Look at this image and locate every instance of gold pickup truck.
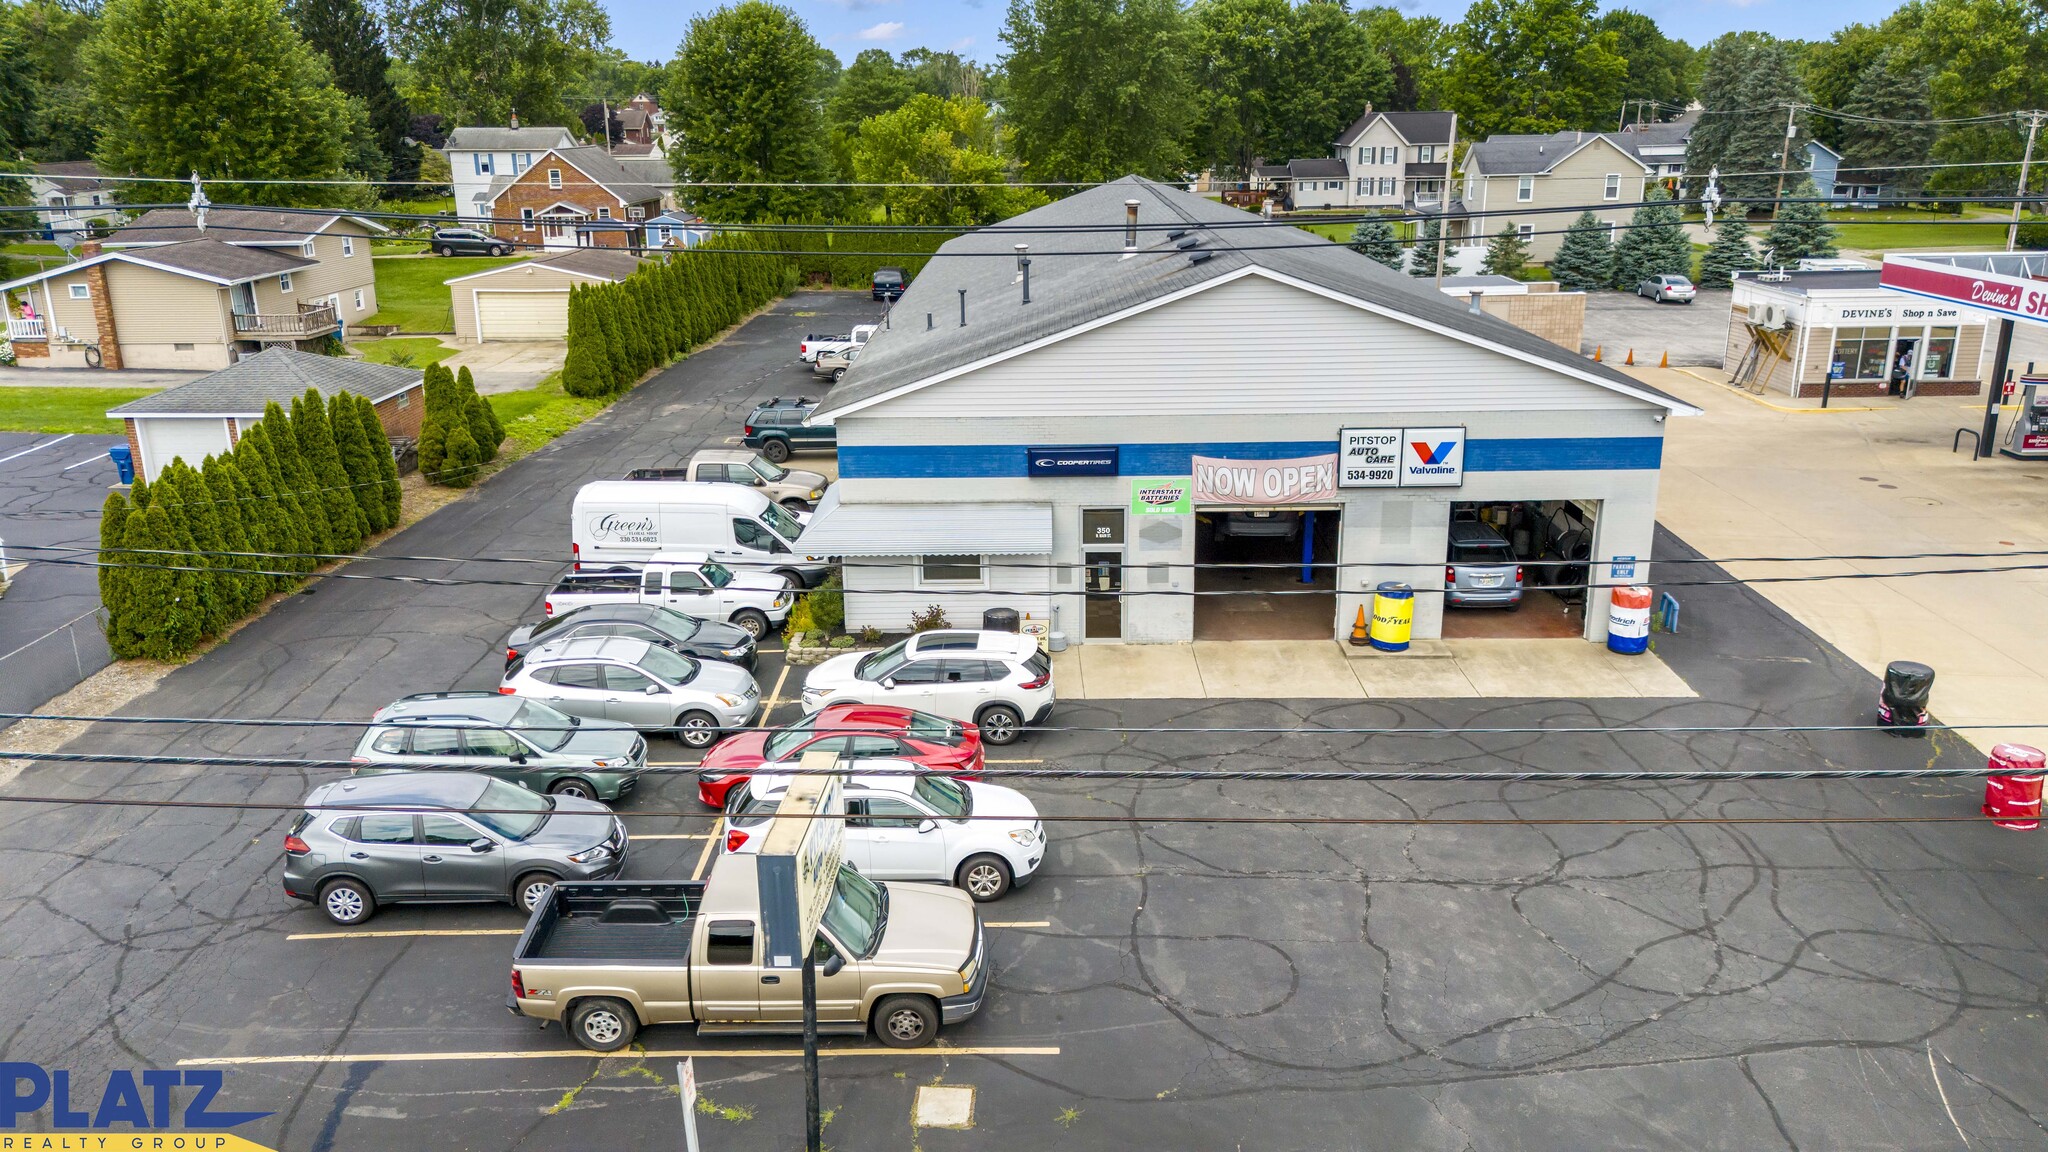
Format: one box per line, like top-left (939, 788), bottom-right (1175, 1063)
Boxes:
top-left (508, 857), bottom-right (986, 1050)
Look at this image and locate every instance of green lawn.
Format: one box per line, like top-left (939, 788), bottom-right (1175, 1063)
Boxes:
top-left (2, 242), bottom-right (67, 257)
top-left (371, 238), bottom-right (430, 256)
top-left (487, 372), bottom-right (605, 455)
top-left (1832, 219), bottom-right (2010, 251)
top-left (367, 255), bottom-right (524, 333)
top-left (0, 386), bottom-right (161, 434)
top-left (354, 337), bottom-right (456, 369)
top-left (1296, 219), bottom-right (1418, 244)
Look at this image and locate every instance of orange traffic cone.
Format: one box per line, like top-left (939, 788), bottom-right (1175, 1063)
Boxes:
top-left (1625, 348), bottom-right (1635, 366)
top-left (1660, 350), bottom-right (1669, 368)
top-left (1350, 605), bottom-right (1370, 646)
top-left (1592, 345), bottom-right (1602, 362)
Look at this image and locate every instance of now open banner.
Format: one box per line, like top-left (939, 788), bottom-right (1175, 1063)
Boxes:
top-left (1190, 454), bottom-right (1338, 505)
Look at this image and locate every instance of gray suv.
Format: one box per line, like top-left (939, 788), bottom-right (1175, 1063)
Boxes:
top-left (282, 772), bottom-right (627, 925)
top-left (1446, 520), bottom-right (1523, 609)
top-left (352, 691), bottom-right (647, 801)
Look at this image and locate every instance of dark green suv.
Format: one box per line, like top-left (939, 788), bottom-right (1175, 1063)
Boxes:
top-left (742, 396), bottom-right (837, 463)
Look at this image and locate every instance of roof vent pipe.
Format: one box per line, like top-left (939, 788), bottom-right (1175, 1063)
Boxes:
top-left (958, 288), bottom-right (967, 327)
top-left (926, 311), bottom-right (934, 330)
top-left (1468, 290), bottom-right (1483, 315)
top-left (1017, 243), bottom-right (1032, 304)
top-left (1123, 199), bottom-right (1141, 253)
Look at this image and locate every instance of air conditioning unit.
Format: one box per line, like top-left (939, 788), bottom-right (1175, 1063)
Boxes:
top-left (1746, 301), bottom-right (1769, 325)
top-left (1747, 302), bottom-right (1788, 330)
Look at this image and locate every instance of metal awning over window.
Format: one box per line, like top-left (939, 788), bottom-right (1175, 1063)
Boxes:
top-left (797, 488), bottom-right (1053, 556)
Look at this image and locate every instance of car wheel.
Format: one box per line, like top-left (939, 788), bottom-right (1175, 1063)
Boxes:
top-left (872, 995), bottom-right (939, 1048)
top-left (488, 245), bottom-right (505, 257)
top-left (956, 854), bottom-right (1012, 902)
top-left (569, 997), bottom-right (638, 1052)
top-left (731, 609), bottom-right (770, 639)
top-left (975, 703), bottom-right (1024, 746)
top-left (832, 368), bottom-right (846, 383)
top-left (549, 778), bottom-right (596, 800)
top-left (437, 245), bottom-right (455, 257)
top-left (780, 498), bottom-right (810, 512)
top-left (773, 568), bottom-right (807, 589)
top-left (514, 872), bottom-right (558, 915)
top-left (319, 878), bottom-right (375, 924)
top-left (677, 710), bottom-right (721, 748)
top-left (761, 439), bottom-right (791, 463)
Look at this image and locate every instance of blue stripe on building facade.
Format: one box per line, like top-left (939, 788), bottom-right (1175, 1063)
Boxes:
top-left (839, 438), bottom-right (1663, 479)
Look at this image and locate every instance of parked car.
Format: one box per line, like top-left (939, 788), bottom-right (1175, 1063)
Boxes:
top-left (502, 635), bottom-right (761, 749)
top-left (724, 769), bottom-right (1042, 902)
top-left (1214, 510), bottom-right (1300, 540)
top-left (872, 267), bottom-right (908, 301)
top-left (509, 862), bottom-right (984, 1050)
top-left (798, 323), bottom-right (877, 364)
top-left (541, 555), bottom-right (794, 639)
top-left (571, 480), bottom-right (827, 585)
top-left (1637, 274), bottom-right (1696, 304)
top-left (813, 345), bottom-right (860, 383)
top-left (696, 702), bottom-right (984, 807)
top-left (283, 771), bottom-right (627, 925)
top-left (506, 603), bottom-right (757, 672)
top-left (430, 228), bottom-right (512, 257)
top-left (742, 397), bottom-right (837, 463)
top-left (678, 449), bottom-right (829, 509)
top-left (800, 630), bottom-right (1053, 746)
top-left (1445, 519), bottom-right (1523, 609)
top-left (351, 691), bottom-right (648, 801)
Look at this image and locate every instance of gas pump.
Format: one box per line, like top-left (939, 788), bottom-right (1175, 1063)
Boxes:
top-left (2002, 374), bottom-right (2048, 459)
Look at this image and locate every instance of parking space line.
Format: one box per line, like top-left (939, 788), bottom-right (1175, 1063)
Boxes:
top-left (631, 833), bottom-right (711, 841)
top-left (762, 661), bottom-right (792, 716)
top-left (179, 1046), bottom-right (1060, 1067)
top-left (693, 818), bottom-right (722, 879)
top-left (286, 929), bottom-right (522, 940)
top-left (62, 454), bottom-right (108, 471)
top-left (982, 922), bottom-right (1051, 928)
top-left (647, 761), bottom-right (701, 768)
top-left (986, 759), bottom-right (1043, 764)
top-left (0, 434), bottom-right (73, 466)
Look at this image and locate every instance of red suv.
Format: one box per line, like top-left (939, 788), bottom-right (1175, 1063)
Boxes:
top-left (696, 703), bottom-right (983, 807)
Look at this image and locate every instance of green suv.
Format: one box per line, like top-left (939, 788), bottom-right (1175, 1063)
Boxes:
top-left (350, 691), bottom-right (647, 801)
top-left (742, 397), bottom-right (837, 463)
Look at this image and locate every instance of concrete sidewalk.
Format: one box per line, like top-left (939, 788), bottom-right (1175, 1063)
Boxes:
top-left (1050, 638), bottom-right (1692, 699)
top-left (1634, 364), bottom-right (2048, 753)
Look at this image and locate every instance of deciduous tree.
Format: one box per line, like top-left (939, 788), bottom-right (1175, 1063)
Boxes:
top-left (851, 95), bottom-right (1047, 225)
top-left (1442, 0), bottom-right (1627, 138)
top-left (667, 1), bottom-right (837, 221)
top-left (384, 0), bottom-right (609, 125)
top-left (1000, 0), bottom-right (1192, 182)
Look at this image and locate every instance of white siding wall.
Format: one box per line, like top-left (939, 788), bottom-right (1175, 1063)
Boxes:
top-left (843, 557), bottom-right (1055, 635)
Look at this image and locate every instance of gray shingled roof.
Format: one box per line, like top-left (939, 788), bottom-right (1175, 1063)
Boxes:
top-left (486, 147), bottom-right (666, 210)
top-left (33, 161), bottom-right (115, 195)
top-left (814, 176), bottom-right (1693, 422)
top-left (1287, 158), bottom-right (1348, 179)
top-left (1336, 110), bottom-right (1456, 148)
top-left (454, 248), bottom-right (643, 284)
top-left (128, 239), bottom-right (313, 282)
top-left (444, 126), bottom-right (580, 152)
top-left (108, 207), bottom-right (383, 247)
top-left (109, 349), bottom-right (422, 417)
top-left (1466, 132), bottom-right (1650, 176)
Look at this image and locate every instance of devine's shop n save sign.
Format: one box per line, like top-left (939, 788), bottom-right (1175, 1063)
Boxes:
top-left (1880, 254), bottom-right (2048, 326)
top-left (1191, 454), bottom-right (1338, 504)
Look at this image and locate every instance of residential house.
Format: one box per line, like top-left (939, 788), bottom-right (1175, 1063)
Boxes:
top-left (1284, 159), bottom-right (1352, 210)
top-left (610, 140), bottom-right (678, 211)
top-left (3, 209), bottom-right (384, 370)
top-left (643, 211), bottom-right (709, 251)
top-left (1462, 132), bottom-right (1651, 262)
top-left (446, 248), bottom-right (644, 343)
top-left (26, 162), bottom-right (125, 241)
top-left (105, 348), bottom-right (425, 482)
top-left (622, 94), bottom-right (668, 145)
top-left (483, 146), bottom-right (665, 251)
top-left (1251, 108), bottom-right (1459, 213)
top-left (1616, 111), bottom-right (1695, 191)
top-left (1804, 140), bottom-right (1886, 208)
top-left (443, 124), bottom-right (582, 221)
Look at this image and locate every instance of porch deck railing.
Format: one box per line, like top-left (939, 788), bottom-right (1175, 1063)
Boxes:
top-left (232, 302), bottom-right (340, 339)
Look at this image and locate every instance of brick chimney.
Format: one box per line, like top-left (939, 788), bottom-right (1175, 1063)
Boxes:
top-left (79, 240), bottom-right (101, 258)
top-left (79, 246), bottom-right (123, 369)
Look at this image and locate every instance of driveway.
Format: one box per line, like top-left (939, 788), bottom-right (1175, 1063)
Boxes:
top-left (1581, 287), bottom-right (1730, 366)
top-left (0, 365), bottom-right (203, 389)
top-left (443, 340), bottom-right (567, 394)
top-left (0, 431), bottom-right (123, 714)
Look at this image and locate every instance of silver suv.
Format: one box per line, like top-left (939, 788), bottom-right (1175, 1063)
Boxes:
top-left (501, 636), bottom-right (761, 748)
top-left (1445, 520), bottom-right (1523, 609)
top-left (351, 691), bottom-right (647, 801)
top-left (282, 771), bottom-right (627, 925)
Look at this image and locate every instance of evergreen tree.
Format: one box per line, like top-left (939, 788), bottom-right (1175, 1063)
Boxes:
top-left (594, 289), bottom-right (630, 391)
top-left (463, 392), bottom-right (498, 465)
top-left (329, 392), bottom-right (386, 532)
top-left (562, 289), bottom-right (610, 399)
top-left (128, 474), bottom-right (151, 510)
top-left (1549, 212), bottom-right (1614, 291)
top-left (1347, 216), bottom-right (1405, 271)
top-left (99, 490), bottom-right (131, 607)
top-left (441, 420), bottom-right (481, 488)
top-left (123, 494), bottom-right (204, 659)
top-left (1611, 187), bottom-right (1692, 287)
top-left (258, 401), bottom-right (331, 555)
top-left (292, 390), bottom-right (366, 550)
top-left (202, 455), bottom-right (259, 616)
top-left (351, 394), bottom-right (402, 527)
top-left (418, 418), bottom-right (449, 484)
top-left (148, 465), bottom-right (222, 637)
top-left (1840, 49), bottom-right (1935, 199)
top-left (458, 366), bottom-right (503, 448)
top-left (222, 461), bottom-right (273, 600)
top-left (235, 421), bottom-right (310, 583)
top-left (1697, 215), bottom-right (1755, 290)
top-left (1407, 218), bottom-right (1442, 278)
top-left (286, 0), bottom-right (411, 182)
top-left (416, 370), bottom-right (449, 478)
top-left (1766, 177), bottom-right (1839, 261)
top-left (1685, 35), bottom-right (1808, 203)
top-left (1482, 224), bottom-right (1529, 279)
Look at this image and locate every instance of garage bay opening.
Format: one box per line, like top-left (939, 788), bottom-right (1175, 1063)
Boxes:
top-left (1193, 507), bottom-right (1339, 640)
top-left (1440, 500), bottom-right (1597, 639)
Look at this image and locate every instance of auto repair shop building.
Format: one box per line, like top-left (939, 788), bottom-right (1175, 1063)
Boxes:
top-left (798, 176), bottom-right (1698, 646)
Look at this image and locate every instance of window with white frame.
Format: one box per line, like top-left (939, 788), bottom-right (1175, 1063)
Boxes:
top-left (520, 208), bottom-right (535, 229)
top-left (1357, 177), bottom-right (1369, 195)
top-left (68, 283), bottom-right (88, 299)
top-left (597, 206), bottom-right (611, 219)
top-left (353, 289), bottom-right (365, 311)
top-left (1606, 221), bottom-right (1619, 240)
top-left (1357, 146), bottom-right (1367, 164)
top-left (90, 194), bottom-right (101, 206)
top-left (1604, 173), bottom-right (1621, 200)
top-left (1416, 145), bottom-right (1437, 163)
top-left (919, 555), bottom-right (985, 585)
top-left (473, 154), bottom-right (492, 175)
top-left (1517, 224), bottom-right (1534, 240)
top-left (548, 169), bottom-right (563, 189)
top-left (301, 240), bottom-right (316, 258)
top-left (279, 272), bottom-right (293, 291)
top-left (1517, 175), bottom-right (1534, 202)
top-left (342, 236), bottom-right (354, 257)
top-left (1379, 176), bottom-right (1396, 196)
top-left (1382, 146), bottom-right (1399, 164)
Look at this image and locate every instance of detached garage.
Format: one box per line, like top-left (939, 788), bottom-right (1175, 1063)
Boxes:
top-left (447, 249), bottom-right (644, 344)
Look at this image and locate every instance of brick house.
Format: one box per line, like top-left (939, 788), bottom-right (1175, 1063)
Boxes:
top-left (106, 348), bottom-right (424, 482)
top-left (483, 147), bottom-right (664, 252)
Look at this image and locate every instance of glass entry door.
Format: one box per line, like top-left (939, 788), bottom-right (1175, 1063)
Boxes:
top-left (1082, 508), bottom-right (1125, 640)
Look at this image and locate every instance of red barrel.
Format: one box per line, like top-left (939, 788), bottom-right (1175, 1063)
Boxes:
top-left (1983, 744), bottom-right (2047, 830)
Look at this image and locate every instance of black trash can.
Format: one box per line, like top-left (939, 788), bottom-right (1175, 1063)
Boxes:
top-left (982, 607), bottom-right (1020, 633)
top-left (1880, 660), bottom-right (1935, 733)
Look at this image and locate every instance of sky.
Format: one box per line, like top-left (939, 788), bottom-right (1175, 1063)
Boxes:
top-left (600, 0), bottom-right (1906, 66)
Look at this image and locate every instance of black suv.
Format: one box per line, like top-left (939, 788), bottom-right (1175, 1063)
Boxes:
top-left (741, 396), bottom-right (836, 463)
top-left (872, 266), bottom-right (908, 301)
top-left (430, 228), bottom-right (512, 257)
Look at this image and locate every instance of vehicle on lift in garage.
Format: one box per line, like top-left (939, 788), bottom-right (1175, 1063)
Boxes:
top-left (1445, 519), bottom-right (1524, 609)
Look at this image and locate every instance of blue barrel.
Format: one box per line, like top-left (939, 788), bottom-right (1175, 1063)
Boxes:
top-left (107, 445), bottom-right (134, 485)
top-left (1368, 582), bottom-right (1414, 652)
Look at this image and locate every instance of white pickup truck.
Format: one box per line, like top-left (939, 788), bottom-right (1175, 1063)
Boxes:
top-left (542, 554), bottom-right (795, 639)
top-left (798, 323), bottom-right (876, 364)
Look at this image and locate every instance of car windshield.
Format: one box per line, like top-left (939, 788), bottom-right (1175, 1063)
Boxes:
top-left (1451, 540), bottom-right (1514, 564)
top-left (646, 605), bottom-right (704, 640)
top-left (747, 457), bottom-right (788, 483)
top-left (763, 714), bottom-right (822, 760)
top-left (758, 501), bottom-right (803, 544)
top-left (858, 640), bottom-right (913, 681)
top-left (639, 644), bottom-right (699, 686)
top-left (913, 776), bottom-right (970, 819)
top-left (471, 778), bottom-right (552, 839)
top-left (903, 710), bottom-right (966, 746)
top-left (508, 699), bottom-right (577, 751)
top-left (820, 865), bottom-right (886, 958)
top-left (700, 561), bottom-right (734, 588)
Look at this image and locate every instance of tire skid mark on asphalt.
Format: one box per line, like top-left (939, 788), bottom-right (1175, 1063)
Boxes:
top-left (180, 1046), bottom-right (1061, 1066)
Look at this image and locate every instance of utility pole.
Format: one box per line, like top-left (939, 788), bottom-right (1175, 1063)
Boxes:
top-left (2008, 110), bottom-right (2044, 251)
top-left (1772, 104), bottom-right (1799, 216)
top-left (1435, 112), bottom-right (1457, 288)
top-left (602, 96), bottom-right (613, 155)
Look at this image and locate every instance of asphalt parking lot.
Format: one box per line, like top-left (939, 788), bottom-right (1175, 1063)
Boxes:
top-left (1581, 288), bottom-right (1731, 367)
top-left (0, 430), bottom-right (125, 712)
top-left (4, 293), bottom-right (2047, 1150)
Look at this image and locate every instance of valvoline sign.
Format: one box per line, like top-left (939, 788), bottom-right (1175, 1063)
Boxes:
top-left (1399, 427), bottom-right (1465, 487)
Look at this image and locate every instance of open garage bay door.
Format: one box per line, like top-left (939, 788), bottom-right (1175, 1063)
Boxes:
top-left (475, 291), bottom-right (569, 341)
top-left (1193, 507), bottom-right (1340, 640)
top-left (1440, 500), bottom-right (1598, 639)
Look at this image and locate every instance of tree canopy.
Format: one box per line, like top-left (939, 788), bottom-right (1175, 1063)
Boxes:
top-left (1441, 0), bottom-right (1627, 138)
top-left (288, 0), bottom-right (411, 182)
top-left (1000, 0), bottom-right (1193, 182)
top-left (384, 0), bottom-right (609, 126)
top-left (1685, 33), bottom-right (1808, 204)
top-left (667, 1), bottom-right (838, 220)
top-left (850, 94), bottom-right (1049, 225)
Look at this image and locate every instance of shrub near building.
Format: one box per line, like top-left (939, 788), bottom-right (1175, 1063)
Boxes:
top-left (418, 363), bottom-right (505, 486)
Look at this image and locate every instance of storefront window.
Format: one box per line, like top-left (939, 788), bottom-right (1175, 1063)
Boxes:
top-left (1832, 327), bottom-right (1891, 381)
top-left (1922, 327), bottom-right (1957, 379)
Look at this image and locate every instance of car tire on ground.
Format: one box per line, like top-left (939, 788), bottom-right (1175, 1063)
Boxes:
top-left (956, 854), bottom-right (1012, 902)
top-left (761, 439), bottom-right (791, 463)
top-left (319, 878), bottom-right (375, 925)
top-left (436, 245), bottom-right (455, 256)
top-left (780, 498), bottom-right (810, 511)
top-left (832, 368), bottom-right (846, 382)
top-left (731, 609), bottom-right (770, 639)
top-left (676, 710), bottom-right (722, 748)
top-left (488, 245), bottom-right (505, 257)
top-left (548, 778), bottom-right (596, 799)
top-left (514, 872), bottom-right (558, 915)
top-left (773, 568), bottom-right (806, 589)
top-left (872, 995), bottom-right (939, 1048)
top-left (568, 997), bottom-right (639, 1052)
top-left (975, 703), bottom-right (1024, 746)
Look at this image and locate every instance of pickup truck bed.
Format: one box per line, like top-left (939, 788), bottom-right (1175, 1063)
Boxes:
top-left (520, 881), bottom-right (702, 963)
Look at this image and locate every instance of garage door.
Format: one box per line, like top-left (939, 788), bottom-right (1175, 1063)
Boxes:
top-left (137, 417), bottom-right (231, 481)
top-left (475, 290), bottom-right (570, 341)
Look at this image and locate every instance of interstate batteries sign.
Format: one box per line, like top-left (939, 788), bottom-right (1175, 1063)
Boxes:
top-left (1340, 427), bottom-right (1466, 488)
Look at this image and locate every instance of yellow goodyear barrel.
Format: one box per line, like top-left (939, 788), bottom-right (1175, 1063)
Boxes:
top-left (1368, 582), bottom-right (1414, 652)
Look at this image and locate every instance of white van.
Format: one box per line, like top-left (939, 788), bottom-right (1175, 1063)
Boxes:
top-left (571, 481), bottom-right (834, 587)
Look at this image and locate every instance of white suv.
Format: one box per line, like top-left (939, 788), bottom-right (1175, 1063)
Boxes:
top-left (722, 767), bottom-right (1045, 901)
top-left (800, 630), bottom-right (1053, 745)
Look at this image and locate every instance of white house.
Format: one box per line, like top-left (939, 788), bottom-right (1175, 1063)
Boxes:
top-left (1256, 108), bottom-right (1459, 213)
top-left (442, 124), bottom-right (582, 221)
top-left (27, 162), bottom-right (124, 242)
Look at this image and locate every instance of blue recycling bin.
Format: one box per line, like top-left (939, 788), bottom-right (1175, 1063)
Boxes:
top-left (108, 445), bottom-right (134, 485)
